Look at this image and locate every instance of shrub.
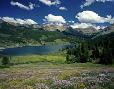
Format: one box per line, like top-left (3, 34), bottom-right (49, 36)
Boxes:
top-left (1, 56), bottom-right (10, 66)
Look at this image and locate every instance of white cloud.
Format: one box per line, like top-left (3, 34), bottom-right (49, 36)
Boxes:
top-left (76, 11), bottom-right (114, 24)
top-left (81, 0), bottom-right (114, 8)
top-left (10, 1), bottom-right (36, 10)
top-left (76, 11), bottom-right (105, 23)
top-left (106, 15), bottom-right (114, 24)
top-left (81, 0), bottom-right (94, 9)
top-left (29, 2), bottom-right (36, 10)
top-left (71, 23), bottom-right (106, 30)
top-left (68, 21), bottom-right (75, 23)
top-left (39, 0), bottom-right (61, 6)
top-left (44, 14), bottom-right (66, 23)
top-left (59, 7), bottom-right (67, 11)
top-left (1, 17), bottom-right (37, 25)
top-left (74, 11), bottom-right (114, 30)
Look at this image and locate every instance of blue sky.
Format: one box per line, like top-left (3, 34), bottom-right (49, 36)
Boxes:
top-left (0, 0), bottom-right (114, 29)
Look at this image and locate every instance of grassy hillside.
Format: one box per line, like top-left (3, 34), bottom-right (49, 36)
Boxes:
top-left (0, 22), bottom-right (72, 48)
top-left (0, 22), bottom-right (91, 48)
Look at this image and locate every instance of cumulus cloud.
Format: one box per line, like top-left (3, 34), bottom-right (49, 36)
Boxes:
top-left (59, 7), bottom-right (67, 11)
top-left (10, 1), bottom-right (36, 10)
top-left (44, 14), bottom-right (66, 23)
top-left (81, 0), bottom-right (114, 8)
top-left (39, 0), bottom-right (61, 6)
top-left (1, 17), bottom-right (37, 25)
top-left (71, 23), bottom-right (106, 30)
top-left (76, 11), bottom-right (114, 24)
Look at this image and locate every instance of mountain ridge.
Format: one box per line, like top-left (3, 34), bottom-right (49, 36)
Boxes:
top-left (0, 18), bottom-right (114, 35)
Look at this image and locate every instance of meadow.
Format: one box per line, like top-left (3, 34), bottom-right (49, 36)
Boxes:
top-left (0, 54), bottom-right (114, 89)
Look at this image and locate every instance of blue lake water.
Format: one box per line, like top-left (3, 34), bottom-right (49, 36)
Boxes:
top-left (0, 44), bottom-right (72, 56)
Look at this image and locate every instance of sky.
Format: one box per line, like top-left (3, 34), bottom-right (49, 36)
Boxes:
top-left (0, 0), bottom-right (114, 29)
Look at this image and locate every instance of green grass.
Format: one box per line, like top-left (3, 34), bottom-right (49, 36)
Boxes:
top-left (10, 54), bottom-right (66, 65)
top-left (10, 55), bottom-right (113, 67)
top-left (1, 54), bottom-right (114, 68)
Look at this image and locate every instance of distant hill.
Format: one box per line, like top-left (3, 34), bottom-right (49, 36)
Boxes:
top-left (92, 24), bottom-right (114, 39)
top-left (0, 20), bottom-right (68, 48)
top-left (0, 18), bottom-right (114, 48)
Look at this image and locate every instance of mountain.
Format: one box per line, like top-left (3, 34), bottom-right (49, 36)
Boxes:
top-left (75, 27), bottom-right (97, 35)
top-left (0, 18), bottom-right (42, 30)
top-left (92, 24), bottom-right (114, 39)
top-left (0, 18), bottom-right (98, 35)
top-left (41, 22), bottom-right (100, 39)
top-left (0, 20), bottom-right (71, 48)
top-left (42, 22), bottom-right (70, 32)
top-left (62, 27), bottom-right (97, 39)
top-left (0, 18), bottom-right (114, 48)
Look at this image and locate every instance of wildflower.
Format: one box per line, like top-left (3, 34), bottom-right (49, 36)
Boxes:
top-left (51, 80), bottom-right (74, 89)
top-left (35, 83), bottom-right (49, 89)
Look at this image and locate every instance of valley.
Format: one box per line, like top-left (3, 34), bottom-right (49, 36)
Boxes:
top-left (0, 18), bottom-right (114, 89)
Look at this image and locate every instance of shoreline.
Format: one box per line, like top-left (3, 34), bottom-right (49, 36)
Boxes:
top-left (0, 42), bottom-right (70, 49)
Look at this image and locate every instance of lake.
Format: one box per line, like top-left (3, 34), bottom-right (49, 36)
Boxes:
top-left (0, 44), bottom-right (72, 56)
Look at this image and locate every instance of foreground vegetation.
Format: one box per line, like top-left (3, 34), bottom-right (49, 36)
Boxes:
top-left (0, 55), bottom-right (114, 89)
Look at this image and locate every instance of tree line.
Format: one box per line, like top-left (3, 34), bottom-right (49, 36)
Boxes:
top-left (66, 33), bottom-right (114, 65)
